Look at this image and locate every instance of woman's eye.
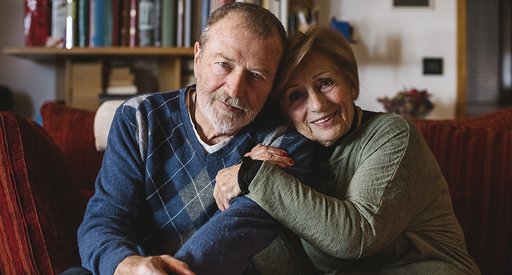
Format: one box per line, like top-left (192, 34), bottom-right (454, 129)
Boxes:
top-left (288, 91), bottom-right (303, 102)
top-left (319, 79), bottom-right (333, 89)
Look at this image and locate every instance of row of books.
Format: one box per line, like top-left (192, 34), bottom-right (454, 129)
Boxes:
top-left (24, 0), bottom-right (292, 48)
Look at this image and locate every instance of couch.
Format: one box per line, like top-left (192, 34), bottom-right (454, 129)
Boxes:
top-left (1, 102), bottom-right (511, 274)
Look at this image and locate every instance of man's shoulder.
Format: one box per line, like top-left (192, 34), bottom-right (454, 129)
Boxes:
top-left (121, 89), bottom-right (184, 113)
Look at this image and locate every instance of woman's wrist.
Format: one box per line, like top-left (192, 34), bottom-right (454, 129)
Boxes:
top-left (238, 156), bottom-right (263, 195)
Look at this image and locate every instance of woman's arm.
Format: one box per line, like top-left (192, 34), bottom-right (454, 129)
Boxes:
top-left (242, 118), bottom-right (442, 259)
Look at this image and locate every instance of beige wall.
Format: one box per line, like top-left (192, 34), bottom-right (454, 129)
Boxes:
top-left (0, 0), bottom-right (57, 119)
top-left (318, 0), bottom-right (457, 119)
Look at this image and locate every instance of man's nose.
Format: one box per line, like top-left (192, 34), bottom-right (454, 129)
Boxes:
top-left (225, 71), bottom-right (246, 98)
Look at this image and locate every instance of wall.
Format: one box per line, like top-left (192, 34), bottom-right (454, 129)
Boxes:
top-left (317, 0), bottom-right (457, 119)
top-left (0, 0), bottom-right (57, 119)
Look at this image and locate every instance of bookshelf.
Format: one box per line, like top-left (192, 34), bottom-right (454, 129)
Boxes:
top-left (3, 47), bottom-right (194, 110)
top-left (4, 0), bottom-right (318, 110)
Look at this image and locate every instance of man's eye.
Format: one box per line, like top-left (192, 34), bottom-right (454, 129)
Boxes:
top-left (251, 72), bottom-right (264, 81)
top-left (217, 62), bottom-right (231, 70)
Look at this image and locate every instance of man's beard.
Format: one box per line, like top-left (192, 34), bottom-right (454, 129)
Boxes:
top-left (197, 90), bottom-right (256, 135)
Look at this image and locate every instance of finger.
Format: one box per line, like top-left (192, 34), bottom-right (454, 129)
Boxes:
top-left (214, 188), bottom-right (226, 211)
top-left (250, 153), bottom-right (294, 167)
top-left (161, 255), bottom-right (196, 275)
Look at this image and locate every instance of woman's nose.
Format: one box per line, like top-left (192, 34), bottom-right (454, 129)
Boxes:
top-left (307, 91), bottom-right (326, 111)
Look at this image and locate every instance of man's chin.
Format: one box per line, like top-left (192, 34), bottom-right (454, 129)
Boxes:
top-left (212, 118), bottom-right (252, 135)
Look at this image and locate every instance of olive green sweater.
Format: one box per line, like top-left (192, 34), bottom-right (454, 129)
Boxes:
top-left (247, 113), bottom-right (479, 274)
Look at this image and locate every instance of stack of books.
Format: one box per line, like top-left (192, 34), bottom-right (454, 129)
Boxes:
top-left (101, 66), bottom-right (138, 103)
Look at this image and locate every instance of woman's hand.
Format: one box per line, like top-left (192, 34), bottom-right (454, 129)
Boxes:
top-left (214, 164), bottom-right (242, 211)
top-left (214, 145), bottom-right (295, 211)
top-left (245, 144), bottom-right (294, 168)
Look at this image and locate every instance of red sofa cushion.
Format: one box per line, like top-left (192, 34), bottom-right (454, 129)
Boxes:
top-left (418, 123), bottom-right (512, 275)
top-left (0, 112), bottom-right (82, 274)
top-left (40, 102), bottom-right (104, 201)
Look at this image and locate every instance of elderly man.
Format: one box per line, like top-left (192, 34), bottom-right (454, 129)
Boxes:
top-left (76, 3), bottom-right (312, 275)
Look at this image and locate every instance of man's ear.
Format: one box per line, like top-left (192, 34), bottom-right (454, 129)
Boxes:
top-left (193, 42), bottom-right (201, 80)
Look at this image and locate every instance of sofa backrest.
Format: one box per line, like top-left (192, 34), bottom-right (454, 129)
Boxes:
top-left (413, 109), bottom-right (512, 275)
top-left (40, 102), bottom-right (104, 201)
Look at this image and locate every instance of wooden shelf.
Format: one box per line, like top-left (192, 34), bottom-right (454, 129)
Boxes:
top-left (3, 47), bottom-right (195, 61)
top-left (3, 46), bottom-right (196, 110)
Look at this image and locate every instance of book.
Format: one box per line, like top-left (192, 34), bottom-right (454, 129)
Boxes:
top-left (191, 0), bottom-right (204, 45)
top-left (184, 0), bottom-right (192, 47)
top-left (89, 0), bottom-right (105, 47)
top-left (104, 0), bottom-right (113, 46)
top-left (65, 0), bottom-right (77, 49)
top-left (112, 0), bottom-right (121, 46)
top-left (105, 85), bottom-right (138, 95)
top-left (50, 0), bottom-right (67, 47)
top-left (24, 0), bottom-right (50, 46)
top-left (176, 0), bottom-right (184, 47)
top-left (77, 0), bottom-right (89, 47)
top-left (120, 0), bottom-right (131, 46)
top-left (201, 0), bottom-right (209, 31)
top-left (162, 0), bottom-right (177, 47)
top-left (138, 0), bottom-right (155, 47)
top-left (153, 0), bottom-right (162, 46)
top-left (106, 85), bottom-right (138, 95)
top-left (129, 0), bottom-right (139, 47)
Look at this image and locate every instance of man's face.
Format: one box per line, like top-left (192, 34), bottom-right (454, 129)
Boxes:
top-left (193, 13), bottom-right (283, 136)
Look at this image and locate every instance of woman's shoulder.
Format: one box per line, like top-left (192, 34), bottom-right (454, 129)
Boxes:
top-left (364, 112), bottom-right (411, 133)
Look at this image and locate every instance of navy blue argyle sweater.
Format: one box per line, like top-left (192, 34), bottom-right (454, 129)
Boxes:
top-left (78, 86), bottom-right (313, 274)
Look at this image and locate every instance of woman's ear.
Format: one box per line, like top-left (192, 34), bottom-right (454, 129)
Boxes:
top-left (351, 89), bottom-right (359, 100)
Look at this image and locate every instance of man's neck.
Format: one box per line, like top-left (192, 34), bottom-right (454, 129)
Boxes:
top-left (189, 90), bottom-right (233, 145)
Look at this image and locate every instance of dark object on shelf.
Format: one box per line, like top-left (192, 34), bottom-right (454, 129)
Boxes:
top-left (0, 85), bottom-right (14, 111)
top-left (330, 17), bottom-right (356, 43)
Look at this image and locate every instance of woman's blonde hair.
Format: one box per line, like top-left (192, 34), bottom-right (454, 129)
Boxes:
top-left (273, 26), bottom-right (359, 100)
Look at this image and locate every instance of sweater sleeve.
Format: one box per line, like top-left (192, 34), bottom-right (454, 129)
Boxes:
top-left (247, 116), bottom-right (441, 259)
top-left (78, 103), bottom-right (146, 275)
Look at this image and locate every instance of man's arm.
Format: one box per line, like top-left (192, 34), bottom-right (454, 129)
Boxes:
top-left (174, 125), bottom-right (314, 275)
top-left (78, 104), bottom-right (143, 274)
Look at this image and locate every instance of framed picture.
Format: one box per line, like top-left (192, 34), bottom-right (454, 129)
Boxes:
top-left (393, 0), bottom-right (430, 7)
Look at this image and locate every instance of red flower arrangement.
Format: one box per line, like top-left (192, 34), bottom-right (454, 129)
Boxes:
top-left (378, 88), bottom-right (434, 118)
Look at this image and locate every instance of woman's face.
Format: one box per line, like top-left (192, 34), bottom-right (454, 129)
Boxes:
top-left (280, 50), bottom-right (355, 146)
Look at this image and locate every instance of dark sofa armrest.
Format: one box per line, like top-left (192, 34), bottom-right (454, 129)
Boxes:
top-left (0, 111), bottom-right (82, 274)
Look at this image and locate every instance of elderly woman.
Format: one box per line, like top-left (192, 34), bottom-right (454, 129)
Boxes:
top-left (214, 26), bottom-right (480, 274)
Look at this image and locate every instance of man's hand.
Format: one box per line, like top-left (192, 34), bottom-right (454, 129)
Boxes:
top-left (114, 255), bottom-right (195, 275)
top-left (214, 164), bottom-right (243, 211)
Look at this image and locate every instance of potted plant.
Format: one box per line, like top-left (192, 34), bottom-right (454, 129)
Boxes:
top-left (378, 88), bottom-right (434, 118)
